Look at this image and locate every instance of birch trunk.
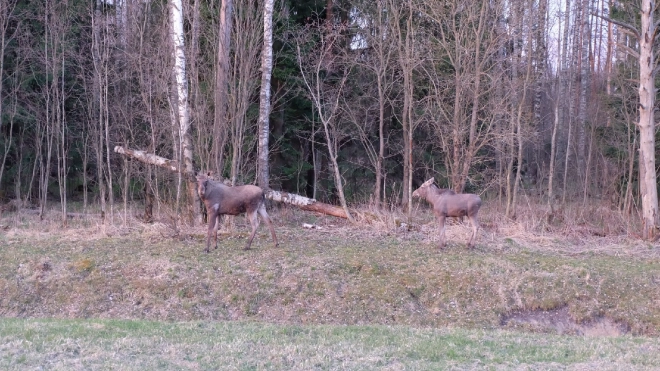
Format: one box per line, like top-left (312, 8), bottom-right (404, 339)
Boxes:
top-left (169, 0), bottom-right (200, 224)
top-left (257, 0), bottom-right (274, 189)
top-left (638, 0), bottom-right (659, 239)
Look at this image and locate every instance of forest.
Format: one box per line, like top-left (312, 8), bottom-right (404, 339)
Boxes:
top-left (0, 0), bottom-right (658, 239)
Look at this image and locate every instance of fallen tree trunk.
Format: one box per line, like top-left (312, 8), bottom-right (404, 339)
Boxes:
top-left (114, 146), bottom-right (182, 174)
top-left (114, 146), bottom-right (350, 219)
top-left (265, 190), bottom-right (348, 219)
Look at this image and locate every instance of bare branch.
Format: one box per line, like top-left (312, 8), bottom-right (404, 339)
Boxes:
top-left (593, 13), bottom-right (640, 40)
top-left (617, 42), bottom-right (641, 59)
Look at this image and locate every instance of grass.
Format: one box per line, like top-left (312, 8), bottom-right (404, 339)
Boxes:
top-left (1, 203), bottom-right (660, 368)
top-left (2, 318), bottom-right (660, 370)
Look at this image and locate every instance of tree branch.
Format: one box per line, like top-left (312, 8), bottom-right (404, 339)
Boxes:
top-left (617, 42), bottom-right (641, 60)
top-left (593, 13), bottom-right (640, 40)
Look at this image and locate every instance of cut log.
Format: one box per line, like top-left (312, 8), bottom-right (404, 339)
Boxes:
top-left (114, 146), bottom-right (350, 219)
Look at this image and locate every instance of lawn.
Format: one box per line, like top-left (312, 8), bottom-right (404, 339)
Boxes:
top-left (2, 318), bottom-right (660, 370)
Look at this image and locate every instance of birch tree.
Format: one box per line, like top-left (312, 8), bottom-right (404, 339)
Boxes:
top-left (168, 0), bottom-right (199, 223)
top-left (636, 0), bottom-right (659, 240)
top-left (257, 0), bottom-right (274, 189)
top-left (601, 0), bottom-right (659, 239)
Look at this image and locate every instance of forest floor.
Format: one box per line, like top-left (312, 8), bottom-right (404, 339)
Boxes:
top-left (1, 201), bottom-right (660, 369)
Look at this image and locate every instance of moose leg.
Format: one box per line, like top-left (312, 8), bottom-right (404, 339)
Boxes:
top-left (205, 210), bottom-right (218, 253)
top-left (467, 215), bottom-right (479, 248)
top-left (244, 209), bottom-right (260, 250)
top-left (213, 214), bottom-right (220, 250)
top-left (438, 215), bottom-right (447, 248)
top-left (258, 205), bottom-right (279, 247)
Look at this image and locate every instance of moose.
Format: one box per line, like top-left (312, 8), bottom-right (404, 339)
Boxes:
top-left (196, 173), bottom-right (278, 252)
top-left (412, 178), bottom-right (482, 249)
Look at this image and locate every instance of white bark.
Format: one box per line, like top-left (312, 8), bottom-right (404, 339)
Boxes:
top-left (114, 146), bottom-right (181, 173)
top-left (265, 190), bottom-right (349, 219)
top-left (638, 0), bottom-right (659, 239)
top-left (168, 0), bottom-right (191, 174)
top-left (169, 0), bottom-right (200, 223)
top-left (257, 0), bottom-right (274, 189)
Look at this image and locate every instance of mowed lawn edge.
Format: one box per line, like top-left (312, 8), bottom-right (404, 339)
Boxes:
top-left (1, 317), bottom-right (660, 370)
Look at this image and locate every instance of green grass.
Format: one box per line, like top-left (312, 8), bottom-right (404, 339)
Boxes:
top-left (2, 317), bottom-right (660, 370)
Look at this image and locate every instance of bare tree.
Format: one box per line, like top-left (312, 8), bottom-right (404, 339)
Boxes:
top-left (423, 0), bottom-right (504, 194)
top-left (0, 0), bottom-right (19, 191)
top-left (548, 6), bottom-right (565, 206)
top-left (389, 0), bottom-right (418, 217)
top-left (227, 0), bottom-right (265, 185)
top-left (509, 6), bottom-right (535, 219)
top-left (576, 0), bottom-right (590, 180)
top-left (346, 0), bottom-right (397, 209)
top-left (294, 23), bottom-right (355, 222)
top-left (214, 0), bottom-right (233, 177)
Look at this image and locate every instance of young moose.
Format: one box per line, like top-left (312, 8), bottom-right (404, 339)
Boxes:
top-left (412, 178), bottom-right (482, 248)
top-left (196, 173), bottom-right (278, 252)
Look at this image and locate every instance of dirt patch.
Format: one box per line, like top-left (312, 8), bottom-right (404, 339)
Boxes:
top-left (501, 306), bottom-right (629, 336)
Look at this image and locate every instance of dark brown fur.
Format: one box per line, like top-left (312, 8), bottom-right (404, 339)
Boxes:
top-left (412, 178), bottom-right (482, 248)
top-left (196, 173), bottom-right (278, 252)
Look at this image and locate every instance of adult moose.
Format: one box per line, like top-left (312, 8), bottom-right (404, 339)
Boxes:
top-left (412, 178), bottom-right (482, 248)
top-left (196, 173), bottom-right (278, 252)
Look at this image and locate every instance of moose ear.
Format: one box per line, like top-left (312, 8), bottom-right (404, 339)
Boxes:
top-left (421, 178), bottom-right (435, 188)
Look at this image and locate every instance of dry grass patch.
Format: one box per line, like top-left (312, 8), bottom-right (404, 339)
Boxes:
top-left (1, 201), bottom-right (660, 337)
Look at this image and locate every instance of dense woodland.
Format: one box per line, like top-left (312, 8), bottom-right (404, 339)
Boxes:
top-left (0, 0), bottom-right (659, 237)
